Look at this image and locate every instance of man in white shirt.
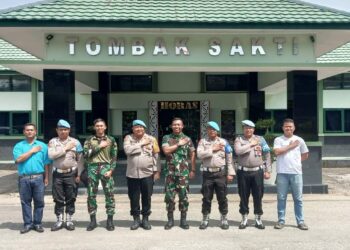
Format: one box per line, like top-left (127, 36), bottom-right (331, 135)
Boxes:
top-left (273, 118), bottom-right (309, 230)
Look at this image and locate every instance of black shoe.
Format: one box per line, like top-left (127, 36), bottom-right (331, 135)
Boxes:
top-left (86, 214), bottom-right (97, 231)
top-left (142, 216), bottom-right (151, 230)
top-left (255, 223), bottom-right (265, 230)
top-left (130, 215), bottom-right (141, 230)
top-left (164, 213), bottom-right (174, 230)
top-left (66, 214), bottom-right (75, 231)
top-left (220, 214), bottom-right (229, 230)
top-left (199, 214), bottom-right (209, 230)
top-left (254, 215), bottom-right (265, 230)
top-left (66, 222), bottom-right (75, 231)
top-left (106, 215), bottom-right (115, 231)
top-left (51, 221), bottom-right (64, 231)
top-left (34, 224), bottom-right (44, 233)
top-left (239, 214), bottom-right (248, 229)
top-left (179, 212), bottom-right (189, 230)
top-left (20, 225), bottom-right (32, 234)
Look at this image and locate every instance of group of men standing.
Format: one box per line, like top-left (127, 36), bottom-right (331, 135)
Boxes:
top-left (13, 116), bottom-right (309, 234)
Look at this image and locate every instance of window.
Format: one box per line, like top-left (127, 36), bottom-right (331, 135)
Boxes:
top-left (324, 109), bottom-right (350, 133)
top-left (76, 111), bottom-right (93, 135)
top-left (0, 75), bottom-right (10, 91)
top-left (0, 112), bottom-right (30, 135)
top-left (324, 73), bottom-right (350, 90)
top-left (0, 75), bottom-right (31, 91)
top-left (110, 75), bottom-right (153, 92)
top-left (205, 74), bottom-right (249, 91)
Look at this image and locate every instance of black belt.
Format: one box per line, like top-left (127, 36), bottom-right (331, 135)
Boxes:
top-left (19, 173), bottom-right (43, 179)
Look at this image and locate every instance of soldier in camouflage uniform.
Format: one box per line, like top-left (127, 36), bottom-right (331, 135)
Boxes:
top-left (162, 117), bottom-right (196, 230)
top-left (82, 118), bottom-right (118, 231)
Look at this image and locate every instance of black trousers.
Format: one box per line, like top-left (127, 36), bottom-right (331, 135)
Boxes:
top-left (127, 175), bottom-right (154, 216)
top-left (201, 170), bottom-right (228, 216)
top-left (237, 168), bottom-right (264, 215)
top-left (52, 171), bottom-right (77, 216)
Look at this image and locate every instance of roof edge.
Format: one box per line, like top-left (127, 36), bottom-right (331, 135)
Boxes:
top-left (0, 20), bottom-right (350, 29)
top-left (289, 0), bottom-right (350, 17)
top-left (0, 0), bottom-right (57, 15)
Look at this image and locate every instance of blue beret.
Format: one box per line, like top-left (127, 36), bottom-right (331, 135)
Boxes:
top-left (132, 119), bottom-right (147, 128)
top-left (242, 120), bottom-right (255, 128)
top-left (57, 119), bottom-right (70, 128)
top-left (207, 121), bottom-right (220, 132)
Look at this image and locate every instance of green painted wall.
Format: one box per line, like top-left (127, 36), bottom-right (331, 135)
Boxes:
top-left (158, 72), bottom-right (201, 93)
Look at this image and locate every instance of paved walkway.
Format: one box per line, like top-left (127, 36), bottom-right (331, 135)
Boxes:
top-left (0, 193), bottom-right (350, 250)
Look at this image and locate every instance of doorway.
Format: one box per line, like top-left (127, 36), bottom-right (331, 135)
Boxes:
top-left (157, 101), bottom-right (200, 147)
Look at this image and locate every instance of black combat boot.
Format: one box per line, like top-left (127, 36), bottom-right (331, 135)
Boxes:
top-left (142, 215), bottom-right (151, 230)
top-left (220, 214), bottom-right (229, 230)
top-left (199, 214), bottom-right (209, 230)
top-left (179, 212), bottom-right (189, 230)
top-left (51, 214), bottom-right (64, 231)
top-left (106, 215), bottom-right (115, 231)
top-left (239, 214), bottom-right (248, 229)
top-left (66, 214), bottom-right (75, 231)
top-left (164, 212), bottom-right (174, 230)
top-left (130, 215), bottom-right (141, 230)
top-left (86, 214), bottom-right (97, 231)
top-left (255, 214), bottom-right (265, 230)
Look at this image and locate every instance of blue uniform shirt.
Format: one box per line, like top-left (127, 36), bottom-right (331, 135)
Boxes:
top-left (13, 139), bottom-right (51, 176)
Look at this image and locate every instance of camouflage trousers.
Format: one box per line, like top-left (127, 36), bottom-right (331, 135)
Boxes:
top-left (164, 174), bottom-right (189, 212)
top-left (87, 163), bottom-right (115, 216)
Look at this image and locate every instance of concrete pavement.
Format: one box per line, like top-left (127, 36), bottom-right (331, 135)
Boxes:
top-left (0, 193), bottom-right (350, 250)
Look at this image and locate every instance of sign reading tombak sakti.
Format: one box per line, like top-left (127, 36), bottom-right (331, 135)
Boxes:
top-left (46, 33), bottom-right (316, 65)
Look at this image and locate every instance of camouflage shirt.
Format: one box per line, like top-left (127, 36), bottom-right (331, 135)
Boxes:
top-left (83, 135), bottom-right (118, 170)
top-left (162, 132), bottom-right (195, 177)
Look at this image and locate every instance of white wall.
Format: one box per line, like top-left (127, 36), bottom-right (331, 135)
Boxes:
top-left (75, 93), bottom-right (91, 110)
top-left (323, 90), bottom-right (350, 108)
top-left (37, 93), bottom-right (92, 110)
top-left (0, 93), bottom-right (31, 110)
top-left (265, 91), bottom-right (287, 109)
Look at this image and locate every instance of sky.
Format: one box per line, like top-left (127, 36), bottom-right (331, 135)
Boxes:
top-left (0, 0), bottom-right (350, 12)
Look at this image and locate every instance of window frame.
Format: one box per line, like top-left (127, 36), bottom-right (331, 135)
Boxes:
top-left (323, 109), bottom-right (350, 133)
top-left (0, 73), bottom-right (31, 92)
top-left (204, 73), bottom-right (249, 92)
top-left (110, 73), bottom-right (155, 93)
top-left (0, 111), bottom-right (31, 136)
top-left (323, 73), bottom-right (350, 90)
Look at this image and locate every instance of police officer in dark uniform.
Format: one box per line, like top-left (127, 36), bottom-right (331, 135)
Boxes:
top-left (48, 119), bottom-right (83, 231)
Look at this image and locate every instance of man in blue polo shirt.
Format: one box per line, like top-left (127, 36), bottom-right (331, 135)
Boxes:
top-left (13, 123), bottom-right (51, 234)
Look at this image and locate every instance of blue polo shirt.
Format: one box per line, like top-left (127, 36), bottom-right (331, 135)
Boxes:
top-left (13, 139), bottom-right (51, 176)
